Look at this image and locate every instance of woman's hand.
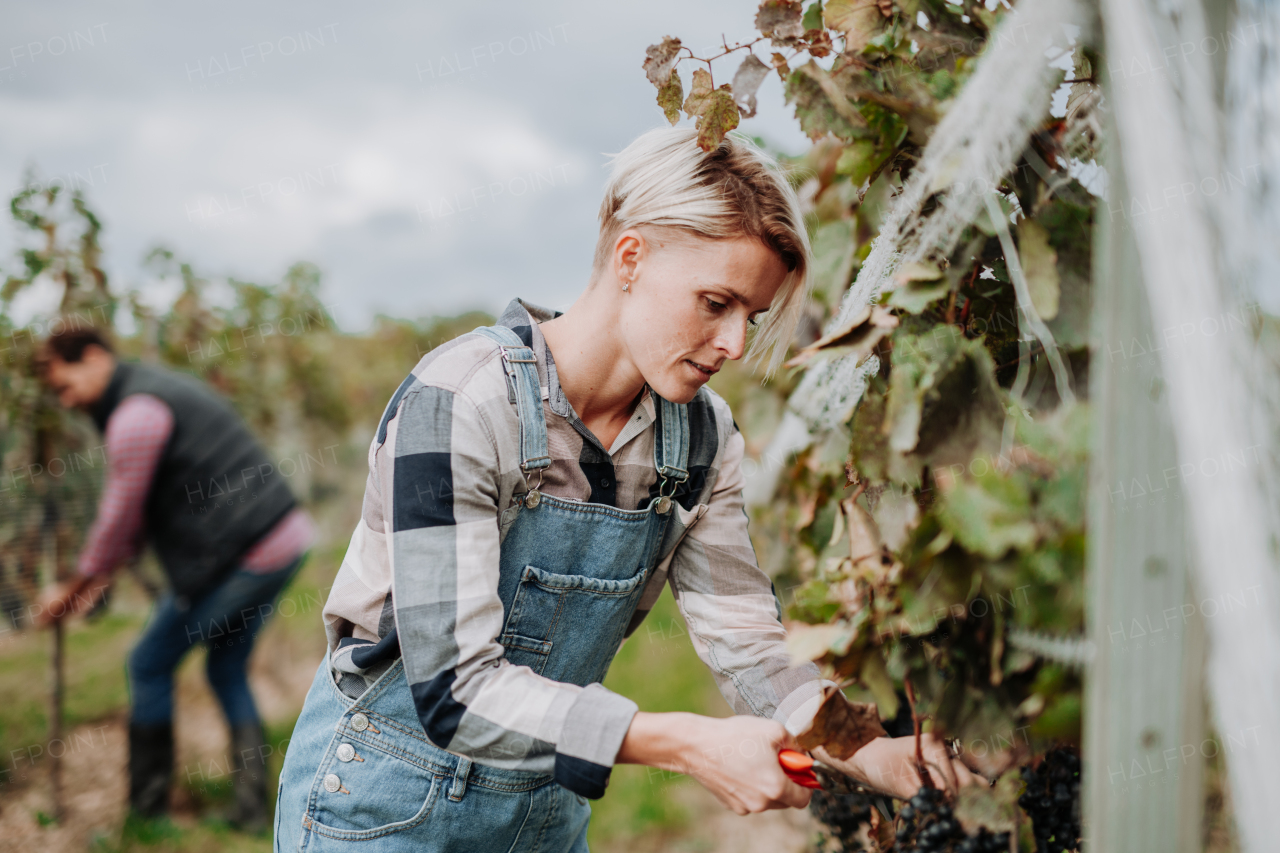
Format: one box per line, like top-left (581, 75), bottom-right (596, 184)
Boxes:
top-left (813, 734), bottom-right (982, 800)
top-left (617, 712), bottom-right (812, 815)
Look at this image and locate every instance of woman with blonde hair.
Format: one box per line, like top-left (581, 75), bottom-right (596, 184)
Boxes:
top-left (274, 127), bottom-right (971, 852)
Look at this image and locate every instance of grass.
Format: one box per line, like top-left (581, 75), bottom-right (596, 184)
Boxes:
top-left (0, 607), bottom-right (141, 788)
top-left (0, 508), bottom-right (727, 851)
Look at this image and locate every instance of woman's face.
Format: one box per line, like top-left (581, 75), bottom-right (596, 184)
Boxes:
top-left (617, 229), bottom-right (789, 404)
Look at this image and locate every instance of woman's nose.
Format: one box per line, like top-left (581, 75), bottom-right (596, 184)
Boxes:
top-left (714, 318), bottom-right (748, 360)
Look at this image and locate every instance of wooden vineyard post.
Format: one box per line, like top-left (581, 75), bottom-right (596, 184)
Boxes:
top-left (42, 495), bottom-right (66, 824)
top-left (1082, 119), bottom-right (1206, 852)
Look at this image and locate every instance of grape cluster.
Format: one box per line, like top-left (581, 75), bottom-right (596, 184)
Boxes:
top-left (1017, 748), bottom-right (1081, 853)
top-left (895, 786), bottom-right (1011, 853)
top-left (809, 769), bottom-right (874, 851)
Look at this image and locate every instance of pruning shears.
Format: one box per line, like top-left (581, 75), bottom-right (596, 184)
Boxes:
top-left (777, 748), bottom-right (824, 788)
top-left (777, 748), bottom-right (895, 821)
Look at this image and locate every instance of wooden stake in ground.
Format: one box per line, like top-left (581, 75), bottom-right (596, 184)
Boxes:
top-left (43, 496), bottom-right (65, 823)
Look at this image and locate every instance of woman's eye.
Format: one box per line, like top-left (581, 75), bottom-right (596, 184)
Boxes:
top-left (705, 298), bottom-right (727, 312)
top-left (748, 315), bottom-right (760, 327)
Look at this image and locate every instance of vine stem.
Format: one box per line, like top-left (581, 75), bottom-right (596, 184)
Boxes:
top-left (679, 35), bottom-right (768, 88)
top-left (904, 677), bottom-right (933, 790)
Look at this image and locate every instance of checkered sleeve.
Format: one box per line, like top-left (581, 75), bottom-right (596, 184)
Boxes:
top-left (77, 394), bottom-right (173, 579)
top-left (384, 375), bottom-right (638, 800)
top-left (668, 405), bottom-right (830, 737)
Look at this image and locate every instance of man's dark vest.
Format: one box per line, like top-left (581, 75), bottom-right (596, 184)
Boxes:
top-left (90, 362), bottom-right (297, 601)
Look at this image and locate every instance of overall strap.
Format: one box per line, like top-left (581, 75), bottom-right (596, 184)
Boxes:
top-left (472, 326), bottom-right (551, 474)
top-left (653, 394), bottom-right (690, 488)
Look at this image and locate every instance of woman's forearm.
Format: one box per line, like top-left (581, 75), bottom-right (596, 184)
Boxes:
top-left (615, 711), bottom-right (706, 772)
top-left (616, 711), bottom-right (812, 814)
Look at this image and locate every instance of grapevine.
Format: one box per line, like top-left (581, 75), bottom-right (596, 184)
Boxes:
top-left (639, 0), bottom-right (1099, 849)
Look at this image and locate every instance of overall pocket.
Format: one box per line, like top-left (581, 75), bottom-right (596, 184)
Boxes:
top-left (303, 738), bottom-right (442, 843)
top-left (499, 564), bottom-right (646, 685)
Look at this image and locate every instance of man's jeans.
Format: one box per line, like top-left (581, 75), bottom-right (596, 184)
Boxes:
top-left (128, 554), bottom-right (305, 727)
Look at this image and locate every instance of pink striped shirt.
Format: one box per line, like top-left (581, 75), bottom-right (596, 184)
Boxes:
top-left (78, 393), bottom-right (313, 579)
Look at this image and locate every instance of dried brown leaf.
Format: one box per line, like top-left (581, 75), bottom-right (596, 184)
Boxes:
top-left (784, 304), bottom-right (898, 368)
top-left (805, 28), bottom-right (835, 57)
top-left (796, 684), bottom-right (887, 760)
top-left (683, 67), bottom-right (714, 114)
top-left (842, 498), bottom-right (881, 560)
top-left (825, 0), bottom-right (886, 52)
top-left (756, 0), bottom-right (806, 45)
top-left (643, 36), bottom-right (682, 88)
top-left (868, 806), bottom-right (896, 852)
top-left (770, 52), bottom-right (791, 82)
top-left (731, 54), bottom-right (770, 118)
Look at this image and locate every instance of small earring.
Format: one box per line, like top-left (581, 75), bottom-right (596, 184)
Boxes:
top-left (622, 280), bottom-right (630, 292)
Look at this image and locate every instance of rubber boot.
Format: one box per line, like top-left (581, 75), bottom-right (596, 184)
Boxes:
top-left (128, 722), bottom-right (173, 818)
top-left (229, 721), bottom-right (269, 833)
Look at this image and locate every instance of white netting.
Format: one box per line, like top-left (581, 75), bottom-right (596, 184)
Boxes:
top-left (789, 0), bottom-right (1089, 431)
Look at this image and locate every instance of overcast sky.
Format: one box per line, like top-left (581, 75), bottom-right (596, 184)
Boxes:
top-left (0, 1), bottom-right (812, 333)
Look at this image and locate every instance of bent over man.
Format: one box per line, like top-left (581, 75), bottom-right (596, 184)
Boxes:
top-left (37, 327), bottom-right (313, 831)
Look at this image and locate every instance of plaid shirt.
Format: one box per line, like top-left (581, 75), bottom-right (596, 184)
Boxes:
top-left (321, 299), bottom-right (824, 797)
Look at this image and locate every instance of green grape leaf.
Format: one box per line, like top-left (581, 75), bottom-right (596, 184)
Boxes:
top-left (835, 138), bottom-right (892, 186)
top-left (802, 0), bottom-right (826, 29)
top-left (785, 62), bottom-right (868, 141)
top-left (937, 472), bottom-right (1040, 558)
top-left (657, 69), bottom-right (684, 125)
top-left (756, 0), bottom-right (806, 45)
top-left (808, 219), bottom-right (858, 308)
top-left (882, 329), bottom-right (1005, 477)
top-left (680, 69), bottom-right (742, 151)
top-left (1016, 219), bottom-right (1060, 320)
top-left (642, 36), bottom-right (682, 88)
top-left (1038, 198), bottom-right (1093, 349)
top-left (683, 69), bottom-right (741, 151)
top-left (731, 53), bottom-right (770, 118)
top-left (850, 380), bottom-right (892, 483)
top-left (886, 261), bottom-right (948, 313)
top-left (824, 0), bottom-right (886, 52)
top-left (859, 649), bottom-right (900, 719)
top-left (887, 282), bottom-right (950, 314)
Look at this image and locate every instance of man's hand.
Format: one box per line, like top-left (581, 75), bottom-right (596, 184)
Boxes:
top-left (813, 733), bottom-right (982, 800)
top-left (617, 712), bottom-right (812, 815)
top-left (33, 574), bottom-right (111, 628)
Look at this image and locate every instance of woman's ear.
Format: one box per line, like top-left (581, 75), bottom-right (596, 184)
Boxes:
top-left (612, 229), bottom-right (646, 288)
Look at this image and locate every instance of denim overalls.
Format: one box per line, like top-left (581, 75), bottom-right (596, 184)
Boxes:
top-left (275, 326), bottom-right (691, 852)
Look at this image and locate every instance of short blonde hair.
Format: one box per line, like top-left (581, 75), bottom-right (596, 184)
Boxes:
top-left (592, 127), bottom-right (812, 375)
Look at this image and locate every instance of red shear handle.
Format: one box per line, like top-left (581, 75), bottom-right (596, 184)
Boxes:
top-left (777, 749), bottom-right (822, 789)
